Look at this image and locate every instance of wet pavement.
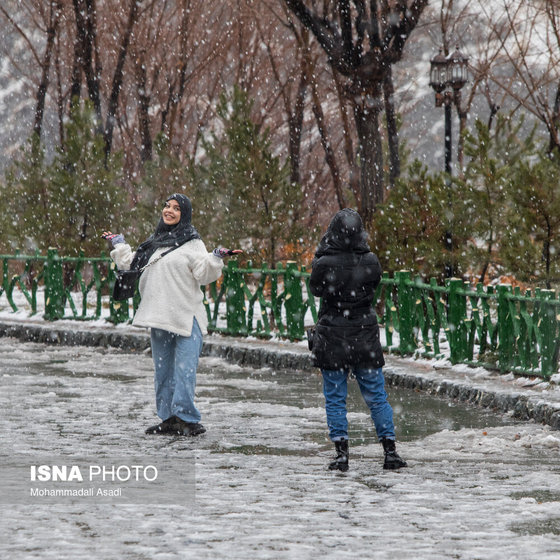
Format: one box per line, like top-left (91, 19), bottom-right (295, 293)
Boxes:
top-left (1, 337), bottom-right (560, 559)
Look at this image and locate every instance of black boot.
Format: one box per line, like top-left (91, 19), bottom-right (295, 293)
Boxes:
top-left (381, 438), bottom-right (407, 470)
top-left (171, 418), bottom-right (206, 436)
top-left (329, 440), bottom-right (349, 472)
top-left (145, 416), bottom-right (178, 435)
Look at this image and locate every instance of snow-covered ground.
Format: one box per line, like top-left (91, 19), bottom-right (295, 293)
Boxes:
top-left (1, 337), bottom-right (559, 559)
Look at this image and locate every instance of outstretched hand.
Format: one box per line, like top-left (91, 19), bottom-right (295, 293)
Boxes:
top-left (224, 249), bottom-right (243, 256)
top-left (101, 231), bottom-right (125, 247)
top-left (213, 248), bottom-right (243, 258)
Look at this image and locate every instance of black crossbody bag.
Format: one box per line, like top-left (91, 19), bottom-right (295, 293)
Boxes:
top-left (112, 247), bottom-right (177, 301)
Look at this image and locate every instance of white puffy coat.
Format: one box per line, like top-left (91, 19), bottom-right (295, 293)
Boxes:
top-left (111, 239), bottom-right (224, 337)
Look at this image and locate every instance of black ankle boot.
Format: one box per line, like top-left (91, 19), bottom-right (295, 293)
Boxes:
top-left (381, 438), bottom-right (407, 470)
top-left (172, 418), bottom-right (206, 436)
top-left (145, 416), bottom-right (178, 435)
top-left (329, 440), bottom-right (349, 472)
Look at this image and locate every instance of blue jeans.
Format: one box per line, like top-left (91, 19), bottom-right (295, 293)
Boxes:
top-left (321, 367), bottom-right (396, 442)
top-left (150, 319), bottom-right (203, 423)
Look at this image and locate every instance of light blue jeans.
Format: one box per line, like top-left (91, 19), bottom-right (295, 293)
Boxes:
top-left (150, 319), bottom-right (203, 424)
top-left (321, 367), bottom-right (396, 442)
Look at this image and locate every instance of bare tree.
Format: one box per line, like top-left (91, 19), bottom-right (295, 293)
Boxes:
top-left (71, 0), bottom-right (102, 123)
top-left (304, 44), bottom-right (346, 208)
top-left (33, 1), bottom-right (62, 142)
top-left (133, 50), bottom-right (153, 163)
top-left (255, 6), bottom-right (309, 187)
top-left (486, 0), bottom-right (560, 156)
top-left (283, 0), bottom-right (429, 222)
top-left (0, 1), bottom-right (62, 145)
top-left (103, 0), bottom-right (139, 158)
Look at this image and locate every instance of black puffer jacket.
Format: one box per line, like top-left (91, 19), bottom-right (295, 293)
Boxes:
top-left (309, 209), bottom-right (384, 370)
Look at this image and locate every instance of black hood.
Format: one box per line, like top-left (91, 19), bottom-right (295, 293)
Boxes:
top-left (313, 208), bottom-right (370, 261)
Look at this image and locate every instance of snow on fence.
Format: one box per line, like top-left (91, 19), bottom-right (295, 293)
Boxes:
top-left (1, 251), bottom-right (560, 379)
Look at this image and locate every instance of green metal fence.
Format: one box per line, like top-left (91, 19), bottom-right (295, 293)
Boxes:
top-left (201, 260), bottom-right (313, 341)
top-left (377, 271), bottom-right (560, 379)
top-left (0, 249), bottom-right (129, 324)
top-left (2, 250), bottom-right (560, 379)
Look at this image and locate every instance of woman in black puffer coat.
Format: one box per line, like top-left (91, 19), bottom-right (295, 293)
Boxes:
top-left (310, 208), bottom-right (406, 471)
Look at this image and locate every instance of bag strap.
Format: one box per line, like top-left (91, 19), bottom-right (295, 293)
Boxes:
top-left (138, 246), bottom-right (178, 272)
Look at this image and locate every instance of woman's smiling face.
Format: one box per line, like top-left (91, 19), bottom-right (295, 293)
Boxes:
top-left (162, 199), bottom-right (181, 225)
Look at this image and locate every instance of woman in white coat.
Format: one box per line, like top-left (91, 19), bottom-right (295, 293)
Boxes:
top-left (103, 193), bottom-right (240, 436)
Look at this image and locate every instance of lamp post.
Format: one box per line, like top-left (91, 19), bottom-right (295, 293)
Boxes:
top-left (429, 46), bottom-right (469, 277)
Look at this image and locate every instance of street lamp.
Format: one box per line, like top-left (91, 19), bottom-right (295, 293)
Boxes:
top-left (429, 46), bottom-right (469, 175)
top-left (429, 46), bottom-right (469, 276)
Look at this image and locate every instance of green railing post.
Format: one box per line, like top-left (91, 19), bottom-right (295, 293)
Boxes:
top-left (109, 298), bottom-right (130, 323)
top-left (284, 261), bottom-right (304, 340)
top-left (2, 256), bottom-right (18, 312)
top-left (539, 289), bottom-right (557, 378)
top-left (30, 249), bottom-right (42, 315)
top-left (271, 262), bottom-right (285, 335)
top-left (44, 248), bottom-right (65, 320)
top-left (225, 260), bottom-right (246, 335)
top-left (447, 278), bottom-right (466, 364)
top-left (497, 284), bottom-right (513, 372)
top-left (429, 277), bottom-right (442, 356)
top-left (397, 271), bottom-right (415, 354)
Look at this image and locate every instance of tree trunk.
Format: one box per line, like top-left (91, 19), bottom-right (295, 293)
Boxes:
top-left (303, 44), bottom-right (345, 209)
top-left (332, 71), bottom-right (359, 203)
top-left (479, 227), bottom-right (494, 284)
top-left (288, 68), bottom-right (307, 186)
top-left (104, 0), bottom-right (139, 159)
top-left (54, 38), bottom-right (65, 147)
top-left (80, 210), bottom-right (89, 242)
top-left (487, 103), bottom-right (499, 131)
top-left (548, 80), bottom-right (560, 157)
top-left (164, 0), bottom-right (191, 144)
top-left (353, 97), bottom-right (384, 223)
top-left (134, 53), bottom-right (153, 163)
top-left (69, 26), bottom-right (82, 109)
top-left (72, 0), bottom-right (102, 125)
top-left (383, 67), bottom-right (400, 188)
top-left (33, 1), bottom-right (61, 143)
top-left (311, 81), bottom-right (345, 209)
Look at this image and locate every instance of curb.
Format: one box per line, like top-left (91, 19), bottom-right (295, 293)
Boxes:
top-left (0, 320), bottom-right (559, 430)
top-left (381, 369), bottom-right (560, 431)
top-left (0, 321), bottom-right (315, 370)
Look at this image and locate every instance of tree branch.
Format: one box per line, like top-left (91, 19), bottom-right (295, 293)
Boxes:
top-left (104, 0), bottom-right (139, 158)
top-left (0, 6), bottom-right (41, 65)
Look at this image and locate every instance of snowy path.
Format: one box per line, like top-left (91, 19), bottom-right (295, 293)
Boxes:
top-left (1, 338), bottom-right (559, 560)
